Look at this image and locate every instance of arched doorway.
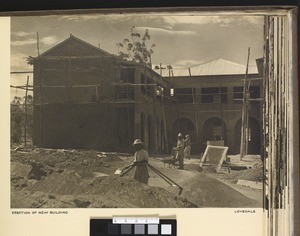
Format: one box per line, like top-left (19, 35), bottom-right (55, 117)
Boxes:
top-left (172, 117), bottom-right (195, 147)
top-left (202, 117), bottom-right (226, 145)
top-left (235, 117), bottom-right (261, 154)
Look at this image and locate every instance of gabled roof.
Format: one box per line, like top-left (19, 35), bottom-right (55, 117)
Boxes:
top-left (154, 58), bottom-right (259, 77)
top-left (34, 34), bottom-right (167, 83)
top-left (37, 34), bottom-right (112, 58)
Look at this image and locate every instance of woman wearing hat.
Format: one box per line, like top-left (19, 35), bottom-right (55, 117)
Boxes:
top-left (132, 139), bottom-right (149, 184)
top-left (184, 135), bottom-right (191, 160)
top-left (175, 133), bottom-right (185, 169)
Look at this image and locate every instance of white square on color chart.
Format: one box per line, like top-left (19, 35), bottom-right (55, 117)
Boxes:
top-left (161, 224), bottom-right (172, 235)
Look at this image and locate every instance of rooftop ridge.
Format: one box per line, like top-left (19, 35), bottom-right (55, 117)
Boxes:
top-left (37, 34), bottom-right (111, 58)
top-left (154, 58), bottom-right (258, 71)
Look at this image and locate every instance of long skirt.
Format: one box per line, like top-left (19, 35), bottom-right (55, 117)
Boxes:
top-left (176, 150), bottom-right (184, 169)
top-left (134, 165), bottom-right (149, 184)
top-left (184, 145), bottom-right (191, 159)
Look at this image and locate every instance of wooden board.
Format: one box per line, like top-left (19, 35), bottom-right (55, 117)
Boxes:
top-left (199, 145), bottom-right (228, 172)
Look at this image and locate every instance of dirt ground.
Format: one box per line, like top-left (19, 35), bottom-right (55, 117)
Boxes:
top-left (11, 146), bottom-right (263, 208)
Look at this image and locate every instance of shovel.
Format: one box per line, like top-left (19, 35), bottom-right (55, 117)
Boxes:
top-left (115, 162), bottom-right (136, 176)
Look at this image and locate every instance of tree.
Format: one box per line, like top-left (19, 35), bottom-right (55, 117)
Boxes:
top-left (11, 96), bottom-right (24, 143)
top-left (26, 56), bottom-right (34, 65)
top-left (10, 95), bottom-right (34, 144)
top-left (116, 26), bottom-right (156, 68)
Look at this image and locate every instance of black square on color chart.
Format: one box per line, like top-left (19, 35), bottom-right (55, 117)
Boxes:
top-left (108, 224), bottom-right (118, 235)
top-left (90, 219), bottom-right (176, 236)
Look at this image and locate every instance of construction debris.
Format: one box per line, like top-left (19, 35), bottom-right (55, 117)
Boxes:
top-left (226, 166), bottom-right (263, 183)
top-left (11, 148), bottom-right (262, 208)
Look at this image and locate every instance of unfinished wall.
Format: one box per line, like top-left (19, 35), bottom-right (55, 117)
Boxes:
top-left (33, 103), bottom-right (118, 150)
top-left (32, 36), bottom-right (122, 150)
top-left (32, 35), bottom-right (171, 154)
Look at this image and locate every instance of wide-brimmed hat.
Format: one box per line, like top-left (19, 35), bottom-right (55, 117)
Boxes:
top-left (132, 139), bottom-right (143, 146)
top-left (185, 135), bottom-right (190, 138)
top-left (178, 133), bottom-right (183, 137)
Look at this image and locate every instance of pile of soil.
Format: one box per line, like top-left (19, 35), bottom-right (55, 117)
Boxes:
top-left (184, 163), bottom-right (201, 171)
top-left (11, 148), bottom-right (125, 176)
top-left (177, 173), bottom-right (260, 207)
top-left (23, 171), bottom-right (196, 208)
top-left (27, 170), bottom-right (84, 195)
top-left (87, 175), bottom-right (196, 208)
top-left (226, 166), bottom-right (263, 182)
top-left (11, 162), bottom-right (32, 179)
top-left (10, 148), bottom-right (262, 208)
top-left (11, 161), bottom-right (53, 189)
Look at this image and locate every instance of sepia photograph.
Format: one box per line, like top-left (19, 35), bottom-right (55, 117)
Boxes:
top-left (10, 12), bottom-right (267, 208)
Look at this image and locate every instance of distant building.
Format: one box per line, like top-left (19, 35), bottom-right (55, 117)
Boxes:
top-left (156, 59), bottom-right (263, 154)
top-left (32, 35), bottom-right (262, 155)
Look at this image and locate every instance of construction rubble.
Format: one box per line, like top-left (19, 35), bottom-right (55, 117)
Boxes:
top-left (11, 146), bottom-right (263, 208)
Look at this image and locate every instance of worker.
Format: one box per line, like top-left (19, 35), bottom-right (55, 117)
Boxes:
top-left (175, 133), bottom-right (185, 169)
top-left (184, 134), bottom-right (191, 160)
top-left (132, 139), bottom-right (149, 184)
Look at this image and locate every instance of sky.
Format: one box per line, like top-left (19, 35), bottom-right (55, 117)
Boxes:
top-left (10, 13), bottom-right (264, 100)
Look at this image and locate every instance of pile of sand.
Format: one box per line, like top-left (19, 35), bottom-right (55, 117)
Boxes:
top-left (87, 175), bottom-right (196, 208)
top-left (11, 162), bottom-right (32, 179)
top-left (27, 170), bottom-right (84, 195)
top-left (11, 161), bottom-right (54, 190)
top-left (11, 149), bottom-right (125, 176)
top-left (10, 148), bottom-right (261, 208)
top-left (24, 171), bottom-right (196, 208)
top-left (226, 166), bottom-right (263, 182)
top-left (184, 163), bottom-right (201, 171)
top-left (25, 170), bottom-right (259, 208)
top-left (178, 173), bottom-right (260, 207)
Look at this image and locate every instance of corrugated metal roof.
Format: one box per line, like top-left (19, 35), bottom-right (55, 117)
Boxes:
top-left (154, 59), bottom-right (258, 77)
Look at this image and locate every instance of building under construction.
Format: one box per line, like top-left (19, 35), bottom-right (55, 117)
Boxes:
top-left (32, 35), bottom-right (263, 154)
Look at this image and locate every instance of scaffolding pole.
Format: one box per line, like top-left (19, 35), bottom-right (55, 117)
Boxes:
top-left (24, 76), bottom-right (30, 147)
top-left (161, 94), bottom-right (169, 154)
top-left (188, 68), bottom-right (199, 135)
top-left (240, 47), bottom-right (251, 161)
top-left (218, 83), bottom-right (224, 141)
top-left (36, 32), bottom-right (43, 147)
